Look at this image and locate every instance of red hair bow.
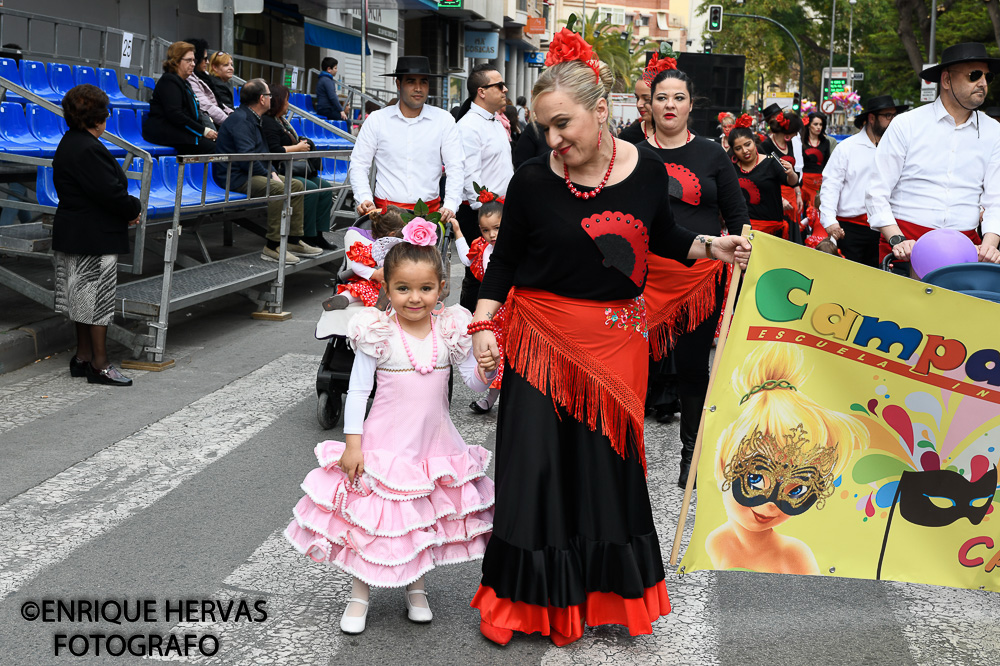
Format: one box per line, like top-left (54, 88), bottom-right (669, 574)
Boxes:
top-left (473, 182), bottom-right (504, 205)
top-left (641, 52), bottom-right (678, 86)
top-left (546, 28), bottom-right (600, 83)
top-left (734, 113), bottom-right (754, 129)
top-left (774, 112), bottom-right (791, 131)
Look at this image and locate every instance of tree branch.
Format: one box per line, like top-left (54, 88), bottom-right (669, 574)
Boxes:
top-left (988, 0), bottom-right (1000, 50)
top-left (895, 0), bottom-right (926, 74)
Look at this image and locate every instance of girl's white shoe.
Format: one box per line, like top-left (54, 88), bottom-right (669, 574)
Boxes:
top-left (340, 598), bottom-right (369, 634)
top-left (404, 589), bottom-right (433, 623)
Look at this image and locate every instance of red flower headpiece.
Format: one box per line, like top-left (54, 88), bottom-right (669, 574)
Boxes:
top-left (641, 52), bottom-right (678, 86)
top-left (774, 112), bottom-right (791, 131)
top-left (473, 182), bottom-right (505, 205)
top-left (717, 111), bottom-right (734, 124)
top-left (734, 113), bottom-right (754, 129)
top-left (546, 28), bottom-right (600, 83)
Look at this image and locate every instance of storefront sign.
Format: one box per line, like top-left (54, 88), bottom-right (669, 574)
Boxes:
top-left (465, 30), bottom-right (499, 58)
top-left (524, 51), bottom-right (545, 68)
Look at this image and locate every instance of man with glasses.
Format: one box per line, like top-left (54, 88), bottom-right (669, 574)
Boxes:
top-left (454, 64), bottom-right (513, 311)
top-left (867, 42), bottom-right (1000, 265)
top-left (214, 78), bottom-right (321, 264)
top-left (819, 95), bottom-right (907, 266)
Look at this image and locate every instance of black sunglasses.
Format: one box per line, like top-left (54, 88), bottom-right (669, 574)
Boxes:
top-left (481, 81), bottom-right (506, 91)
top-left (967, 70), bottom-right (996, 84)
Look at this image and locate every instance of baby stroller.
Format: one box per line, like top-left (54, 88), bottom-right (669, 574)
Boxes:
top-left (315, 213), bottom-right (455, 429)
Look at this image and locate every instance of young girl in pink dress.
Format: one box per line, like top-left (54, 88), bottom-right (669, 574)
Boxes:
top-left (324, 206), bottom-right (406, 310)
top-left (451, 194), bottom-right (505, 414)
top-left (285, 219), bottom-right (496, 635)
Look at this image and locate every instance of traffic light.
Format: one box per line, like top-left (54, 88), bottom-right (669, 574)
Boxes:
top-left (704, 38), bottom-right (714, 54)
top-left (792, 92), bottom-right (801, 112)
top-left (708, 5), bottom-right (723, 32)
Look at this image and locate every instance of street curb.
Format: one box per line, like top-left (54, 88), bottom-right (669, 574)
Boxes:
top-left (0, 315), bottom-right (75, 375)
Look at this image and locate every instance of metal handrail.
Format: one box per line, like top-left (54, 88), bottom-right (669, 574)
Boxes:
top-left (229, 74), bottom-right (356, 144)
top-left (0, 74), bottom-right (154, 274)
top-left (305, 67), bottom-right (387, 116)
top-left (0, 8), bottom-right (148, 75)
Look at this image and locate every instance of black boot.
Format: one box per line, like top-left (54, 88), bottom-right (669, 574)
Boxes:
top-left (677, 392), bottom-right (703, 489)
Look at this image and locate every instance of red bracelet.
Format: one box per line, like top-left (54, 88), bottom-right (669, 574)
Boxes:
top-left (467, 320), bottom-right (497, 335)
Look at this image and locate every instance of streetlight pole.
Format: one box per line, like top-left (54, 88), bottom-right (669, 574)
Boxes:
top-left (846, 0), bottom-right (855, 73)
top-left (827, 0), bottom-right (836, 98)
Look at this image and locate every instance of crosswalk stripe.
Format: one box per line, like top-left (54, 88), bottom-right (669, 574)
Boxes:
top-left (0, 352), bottom-right (318, 602)
top-left (148, 528), bottom-right (348, 664)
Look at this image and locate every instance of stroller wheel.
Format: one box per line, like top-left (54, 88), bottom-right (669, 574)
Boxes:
top-left (317, 391), bottom-right (343, 430)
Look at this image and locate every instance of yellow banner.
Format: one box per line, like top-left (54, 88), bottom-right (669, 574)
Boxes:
top-left (680, 234), bottom-right (1000, 591)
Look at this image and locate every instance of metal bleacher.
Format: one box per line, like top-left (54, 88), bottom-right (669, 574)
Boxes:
top-left (0, 9), bottom-right (363, 366)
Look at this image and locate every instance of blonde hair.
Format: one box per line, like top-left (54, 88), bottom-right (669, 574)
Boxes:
top-left (209, 51), bottom-right (233, 71)
top-left (163, 41), bottom-right (194, 75)
top-left (714, 343), bottom-right (868, 486)
top-left (532, 60), bottom-right (615, 126)
top-left (370, 205), bottom-right (406, 239)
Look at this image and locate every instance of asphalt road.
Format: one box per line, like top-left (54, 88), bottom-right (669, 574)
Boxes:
top-left (0, 261), bottom-right (997, 666)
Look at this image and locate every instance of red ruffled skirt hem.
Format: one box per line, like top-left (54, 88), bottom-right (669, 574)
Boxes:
top-left (470, 581), bottom-right (671, 640)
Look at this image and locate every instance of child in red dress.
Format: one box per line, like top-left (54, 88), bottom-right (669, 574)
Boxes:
top-left (324, 206), bottom-right (407, 310)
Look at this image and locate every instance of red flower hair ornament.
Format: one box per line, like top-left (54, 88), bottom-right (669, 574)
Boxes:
top-left (641, 52), bottom-right (678, 86)
top-left (774, 112), bottom-right (791, 131)
top-left (546, 28), bottom-right (601, 83)
top-left (473, 182), bottom-right (505, 205)
top-left (734, 113), bottom-right (754, 129)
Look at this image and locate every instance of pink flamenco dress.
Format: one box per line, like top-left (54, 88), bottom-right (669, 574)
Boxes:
top-left (284, 305), bottom-right (496, 587)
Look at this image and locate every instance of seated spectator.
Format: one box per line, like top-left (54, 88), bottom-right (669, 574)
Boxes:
top-left (316, 57), bottom-right (347, 121)
top-left (184, 37), bottom-right (232, 128)
top-left (208, 51), bottom-right (235, 111)
top-left (260, 83), bottom-right (335, 250)
top-left (213, 78), bottom-right (322, 264)
top-left (52, 84), bottom-right (141, 387)
top-left (143, 41), bottom-right (217, 154)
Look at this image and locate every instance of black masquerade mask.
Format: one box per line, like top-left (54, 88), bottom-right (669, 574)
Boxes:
top-left (722, 424), bottom-right (840, 516)
top-left (897, 467), bottom-right (997, 527)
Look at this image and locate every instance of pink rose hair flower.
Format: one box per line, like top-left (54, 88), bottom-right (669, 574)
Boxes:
top-left (402, 218), bottom-right (437, 247)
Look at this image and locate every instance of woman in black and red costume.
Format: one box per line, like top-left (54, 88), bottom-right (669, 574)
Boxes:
top-left (799, 112), bottom-right (833, 209)
top-left (639, 67), bottom-right (750, 489)
top-left (729, 116), bottom-right (799, 239)
top-left (760, 110), bottom-right (804, 231)
top-left (467, 28), bottom-right (752, 647)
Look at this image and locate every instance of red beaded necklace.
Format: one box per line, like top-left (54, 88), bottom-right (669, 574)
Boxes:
top-left (653, 129), bottom-right (692, 149)
top-left (563, 136), bottom-right (616, 200)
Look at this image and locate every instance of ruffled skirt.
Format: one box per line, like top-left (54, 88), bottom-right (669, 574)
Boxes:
top-left (285, 439), bottom-right (495, 588)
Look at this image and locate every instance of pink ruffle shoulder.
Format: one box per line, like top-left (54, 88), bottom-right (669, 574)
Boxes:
top-left (284, 305), bottom-right (494, 588)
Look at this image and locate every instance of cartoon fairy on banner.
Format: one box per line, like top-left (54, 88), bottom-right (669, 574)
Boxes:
top-left (677, 232), bottom-right (1000, 591)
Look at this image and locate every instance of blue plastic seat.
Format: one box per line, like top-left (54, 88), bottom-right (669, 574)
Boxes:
top-left (25, 103), bottom-right (70, 153)
top-left (141, 76), bottom-right (155, 90)
top-left (20, 60), bottom-right (61, 102)
top-left (320, 157), bottom-right (350, 184)
top-left (0, 58), bottom-right (26, 104)
top-left (35, 166), bottom-right (59, 207)
top-left (0, 102), bottom-right (49, 156)
top-left (73, 65), bottom-right (99, 88)
top-left (303, 95), bottom-right (315, 113)
top-left (158, 155), bottom-right (217, 206)
top-left (97, 68), bottom-right (147, 110)
top-left (110, 108), bottom-right (175, 156)
top-left (183, 161), bottom-right (246, 202)
top-left (48, 63), bottom-right (76, 97)
top-left (121, 158), bottom-right (173, 217)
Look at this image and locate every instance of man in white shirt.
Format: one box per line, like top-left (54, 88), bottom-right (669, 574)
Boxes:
top-left (349, 56), bottom-right (463, 223)
top-left (455, 63), bottom-right (514, 310)
top-left (820, 95), bottom-right (907, 266)
top-left (866, 42), bottom-right (1000, 265)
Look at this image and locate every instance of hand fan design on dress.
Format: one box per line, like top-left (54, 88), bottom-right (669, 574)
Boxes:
top-left (580, 211), bottom-right (649, 287)
top-left (664, 163), bottom-right (702, 206)
top-left (805, 147), bottom-right (825, 167)
top-left (738, 177), bottom-right (761, 205)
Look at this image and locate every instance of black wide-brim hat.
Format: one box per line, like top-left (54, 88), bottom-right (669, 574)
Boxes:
top-left (853, 95), bottom-right (909, 128)
top-left (762, 103), bottom-right (783, 119)
top-left (920, 42), bottom-right (1000, 83)
top-left (380, 55), bottom-right (446, 78)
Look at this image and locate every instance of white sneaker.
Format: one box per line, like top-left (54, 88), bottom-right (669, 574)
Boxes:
top-left (288, 240), bottom-right (323, 256)
top-left (261, 246), bottom-right (300, 264)
top-left (404, 589), bottom-right (432, 623)
top-left (340, 598), bottom-right (369, 634)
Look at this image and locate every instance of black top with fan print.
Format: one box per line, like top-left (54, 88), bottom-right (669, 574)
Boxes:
top-left (732, 156), bottom-right (787, 222)
top-left (637, 136), bottom-right (749, 237)
top-left (479, 150), bottom-right (697, 303)
top-left (802, 137), bottom-right (831, 174)
top-left (760, 137), bottom-right (795, 170)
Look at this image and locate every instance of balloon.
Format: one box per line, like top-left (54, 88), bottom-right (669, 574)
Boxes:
top-left (910, 229), bottom-right (978, 279)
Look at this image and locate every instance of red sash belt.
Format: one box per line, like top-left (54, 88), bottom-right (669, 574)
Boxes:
top-left (373, 196), bottom-right (441, 212)
top-left (750, 218), bottom-right (788, 239)
top-left (837, 213), bottom-right (869, 227)
top-left (877, 218), bottom-right (981, 262)
top-left (644, 256), bottom-right (726, 360)
top-left (504, 287), bottom-right (649, 470)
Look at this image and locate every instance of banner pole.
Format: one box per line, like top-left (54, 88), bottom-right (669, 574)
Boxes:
top-left (669, 225), bottom-right (752, 567)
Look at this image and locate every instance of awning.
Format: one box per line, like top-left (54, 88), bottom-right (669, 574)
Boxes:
top-left (303, 19), bottom-right (371, 55)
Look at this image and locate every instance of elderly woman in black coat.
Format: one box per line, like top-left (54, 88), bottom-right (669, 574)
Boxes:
top-left (142, 41), bottom-right (218, 154)
top-left (53, 84), bottom-right (142, 386)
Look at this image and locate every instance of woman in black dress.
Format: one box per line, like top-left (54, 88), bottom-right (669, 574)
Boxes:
top-left (639, 68), bottom-right (750, 488)
top-left (53, 85), bottom-right (141, 386)
top-left (142, 41), bottom-right (217, 155)
top-left (759, 111), bottom-right (803, 229)
top-left (730, 121), bottom-right (798, 238)
top-left (800, 111), bottom-right (832, 208)
top-left (468, 33), bottom-right (751, 647)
